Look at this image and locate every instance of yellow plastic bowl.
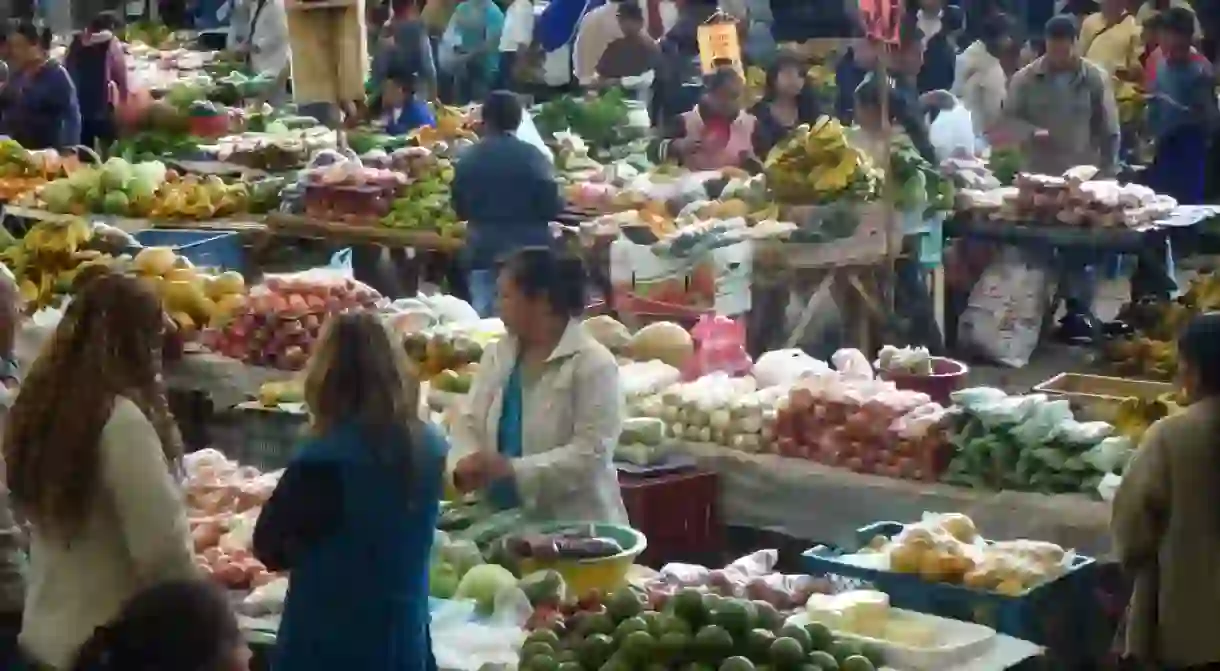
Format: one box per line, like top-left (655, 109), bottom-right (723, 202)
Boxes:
top-left (516, 522), bottom-right (647, 597)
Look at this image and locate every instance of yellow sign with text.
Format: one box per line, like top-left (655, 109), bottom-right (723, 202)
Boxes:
top-left (697, 21), bottom-right (743, 75)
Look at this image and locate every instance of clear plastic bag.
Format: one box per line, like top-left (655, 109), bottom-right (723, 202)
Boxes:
top-left (753, 349), bottom-right (830, 388)
top-left (1083, 436), bottom-right (1134, 473)
top-left (430, 592), bottom-right (528, 671)
top-left (1010, 398), bottom-right (1073, 446)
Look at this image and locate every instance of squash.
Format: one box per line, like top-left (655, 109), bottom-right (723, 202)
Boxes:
top-left (582, 315), bottom-right (631, 351)
top-left (624, 321), bottom-right (694, 368)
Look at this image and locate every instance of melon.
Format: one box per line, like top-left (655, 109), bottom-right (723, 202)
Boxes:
top-left (624, 321), bottom-right (694, 368)
top-left (210, 270), bottom-right (246, 297)
top-left (163, 267), bottom-right (201, 285)
top-left (134, 247), bottom-right (177, 276)
top-left (162, 280), bottom-right (208, 315)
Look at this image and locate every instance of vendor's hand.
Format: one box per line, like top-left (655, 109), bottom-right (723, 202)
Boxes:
top-left (452, 451), bottom-right (514, 491)
top-left (672, 135), bottom-right (703, 157)
top-left (919, 89), bottom-right (955, 111)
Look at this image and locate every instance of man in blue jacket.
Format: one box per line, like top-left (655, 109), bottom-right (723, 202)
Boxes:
top-left (451, 91), bottom-right (562, 317)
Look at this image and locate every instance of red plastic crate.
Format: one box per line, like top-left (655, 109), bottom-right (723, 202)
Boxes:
top-left (619, 469), bottom-right (723, 567)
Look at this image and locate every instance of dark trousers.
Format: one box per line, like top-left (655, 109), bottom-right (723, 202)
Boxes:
top-left (0, 611), bottom-right (22, 671)
top-left (79, 116), bottom-right (116, 153)
top-left (495, 51), bottom-right (517, 91)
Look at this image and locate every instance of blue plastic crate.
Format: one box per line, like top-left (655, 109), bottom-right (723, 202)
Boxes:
top-left (131, 228), bottom-right (244, 271)
top-left (801, 521), bottom-right (1098, 649)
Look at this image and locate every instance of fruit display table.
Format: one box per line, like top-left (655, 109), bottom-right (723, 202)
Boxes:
top-left (677, 442), bottom-right (1114, 559)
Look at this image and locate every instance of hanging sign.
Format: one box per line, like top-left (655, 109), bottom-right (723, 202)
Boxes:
top-left (696, 20), bottom-right (743, 74)
top-left (859, 0), bottom-right (902, 43)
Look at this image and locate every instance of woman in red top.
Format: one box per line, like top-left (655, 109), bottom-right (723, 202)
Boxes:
top-left (649, 67), bottom-right (762, 171)
top-left (1142, 11), bottom-right (1207, 88)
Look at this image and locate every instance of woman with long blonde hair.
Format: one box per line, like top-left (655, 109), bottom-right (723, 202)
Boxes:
top-left (253, 311), bottom-right (448, 671)
top-left (4, 271), bottom-right (195, 669)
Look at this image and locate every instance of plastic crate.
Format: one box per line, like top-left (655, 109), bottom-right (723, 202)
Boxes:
top-left (800, 521), bottom-right (1098, 649)
top-left (210, 405), bottom-right (307, 470)
top-left (620, 469), bottom-right (722, 567)
top-left (131, 229), bottom-right (244, 271)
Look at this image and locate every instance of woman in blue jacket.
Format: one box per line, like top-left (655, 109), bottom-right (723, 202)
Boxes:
top-left (253, 311), bottom-right (448, 671)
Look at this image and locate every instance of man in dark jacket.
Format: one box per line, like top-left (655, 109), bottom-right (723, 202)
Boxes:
top-left (451, 91), bottom-right (562, 317)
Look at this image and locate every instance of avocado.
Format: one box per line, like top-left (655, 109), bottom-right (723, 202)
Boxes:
top-left (711, 600), bottom-right (754, 638)
top-left (752, 600), bottom-right (784, 632)
top-left (520, 641), bottom-right (556, 662)
top-left (607, 589), bottom-right (645, 622)
top-left (656, 630), bottom-right (692, 665)
top-left (620, 630), bottom-right (656, 663)
top-left (828, 641), bottom-right (863, 664)
top-left (614, 616), bottom-right (649, 645)
top-left (672, 587), bottom-right (708, 627)
top-left (720, 656), bottom-right (757, 671)
top-left (745, 629), bottom-right (776, 662)
top-left (579, 633), bottom-right (615, 668)
top-left (839, 655), bottom-right (875, 671)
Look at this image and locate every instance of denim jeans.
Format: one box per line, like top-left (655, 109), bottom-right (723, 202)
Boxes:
top-left (468, 269), bottom-right (498, 318)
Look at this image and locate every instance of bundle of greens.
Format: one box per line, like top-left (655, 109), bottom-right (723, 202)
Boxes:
top-left (533, 89), bottom-right (632, 153)
top-left (889, 138), bottom-right (954, 214)
top-left (942, 388), bottom-right (1114, 495)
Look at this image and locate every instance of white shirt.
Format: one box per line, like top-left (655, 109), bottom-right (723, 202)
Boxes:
top-left (20, 398), bottom-right (195, 669)
top-left (248, 0), bottom-right (291, 78)
top-left (572, 0), bottom-right (676, 84)
top-left (499, 0), bottom-right (535, 52)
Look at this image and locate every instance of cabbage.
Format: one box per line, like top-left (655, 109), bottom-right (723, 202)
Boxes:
top-left (132, 161), bottom-right (166, 187)
top-left (67, 168), bottom-right (99, 194)
top-left (453, 563), bottom-right (517, 614)
top-left (100, 158), bottom-right (132, 192)
top-left (41, 181), bottom-right (75, 213)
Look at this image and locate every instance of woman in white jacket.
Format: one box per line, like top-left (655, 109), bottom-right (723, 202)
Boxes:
top-left (450, 248), bottom-right (628, 524)
top-left (951, 15), bottom-right (1013, 138)
top-left (5, 271), bottom-right (195, 669)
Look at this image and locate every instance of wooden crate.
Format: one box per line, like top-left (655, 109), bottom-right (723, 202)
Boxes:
top-left (1032, 372), bottom-right (1175, 422)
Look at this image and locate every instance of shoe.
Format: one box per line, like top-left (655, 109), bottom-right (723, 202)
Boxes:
top-left (1055, 313), bottom-right (1098, 345)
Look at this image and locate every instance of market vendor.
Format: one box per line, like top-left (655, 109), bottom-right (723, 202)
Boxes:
top-left (65, 12), bottom-right (129, 151)
top-left (649, 68), bottom-right (762, 172)
top-left (593, 2), bottom-right (661, 100)
top-left (1112, 312), bottom-right (1220, 669)
top-left (377, 67), bottom-right (437, 134)
top-left (750, 51), bottom-right (821, 158)
top-left (1006, 15), bottom-right (1122, 343)
top-left (952, 15), bottom-right (1014, 138)
top-left (0, 21), bottom-right (80, 150)
top-left (233, 0), bottom-right (291, 106)
top-left (1079, 0), bottom-right (1142, 76)
top-left (371, 0), bottom-right (438, 98)
top-left (451, 91), bottom-right (562, 318)
top-left (254, 312), bottom-right (447, 671)
top-left (441, 0), bottom-right (504, 105)
top-left (450, 248), bottom-right (629, 524)
top-left (4, 273), bottom-right (195, 670)
top-left (1144, 6), bottom-right (1215, 204)
top-left (0, 271), bottom-right (23, 671)
top-left (574, 0), bottom-right (674, 88)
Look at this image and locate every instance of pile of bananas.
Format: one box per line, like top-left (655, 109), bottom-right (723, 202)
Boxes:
top-left (409, 104), bottom-right (478, 147)
top-left (1113, 392), bottom-right (1184, 443)
top-left (1101, 336), bottom-right (1178, 380)
top-left (764, 116), bottom-right (881, 203)
top-left (1, 219), bottom-right (117, 312)
top-left (1103, 273), bottom-right (1220, 379)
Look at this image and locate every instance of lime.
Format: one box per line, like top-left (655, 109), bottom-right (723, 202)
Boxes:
top-left (673, 587), bottom-right (709, 626)
top-left (580, 633), bottom-right (616, 668)
top-left (840, 655), bottom-right (876, 671)
top-left (752, 600), bottom-right (784, 632)
top-left (521, 641), bottom-right (556, 661)
top-left (657, 630), bottom-right (692, 664)
top-left (828, 641), bottom-right (863, 664)
top-left (556, 662), bottom-right (582, 671)
top-left (621, 630), bottom-right (657, 663)
top-left (526, 654), bottom-right (559, 671)
top-left (807, 650), bottom-right (839, 670)
top-left (694, 624), bottom-right (736, 662)
top-left (580, 612), bottom-right (616, 637)
top-left (778, 624), bottom-right (813, 653)
top-left (703, 593), bottom-right (726, 613)
top-left (859, 643), bottom-right (884, 667)
top-left (803, 622), bottom-right (835, 652)
top-left (615, 616), bottom-right (650, 644)
top-left (640, 610), bottom-right (666, 637)
top-left (526, 629), bottom-right (561, 648)
top-left (712, 600), bottom-right (754, 637)
top-left (607, 589), bottom-right (645, 622)
top-left (769, 637), bottom-right (806, 670)
top-left (745, 628), bottom-right (777, 662)
top-left (662, 612), bottom-right (695, 636)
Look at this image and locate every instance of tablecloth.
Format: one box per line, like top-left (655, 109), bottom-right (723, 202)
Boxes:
top-left (679, 443), bottom-right (1114, 559)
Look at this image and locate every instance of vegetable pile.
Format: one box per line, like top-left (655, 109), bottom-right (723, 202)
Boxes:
top-left (942, 388), bottom-right (1117, 494)
top-left (533, 89), bottom-right (635, 155)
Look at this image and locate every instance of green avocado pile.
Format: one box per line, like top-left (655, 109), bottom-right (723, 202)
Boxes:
top-left (519, 588), bottom-right (884, 671)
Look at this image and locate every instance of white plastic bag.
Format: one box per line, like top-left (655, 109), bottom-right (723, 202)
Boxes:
top-left (929, 101), bottom-right (977, 161)
top-left (753, 349), bottom-right (829, 387)
top-left (959, 247), bottom-right (1055, 368)
top-left (1083, 436), bottom-right (1135, 473)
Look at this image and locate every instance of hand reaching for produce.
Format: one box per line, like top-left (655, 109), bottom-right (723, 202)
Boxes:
top-left (452, 451), bottom-right (514, 492)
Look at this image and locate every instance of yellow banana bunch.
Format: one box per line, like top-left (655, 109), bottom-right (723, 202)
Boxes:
top-left (765, 116), bottom-right (879, 203)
